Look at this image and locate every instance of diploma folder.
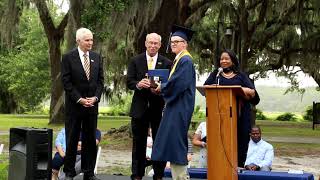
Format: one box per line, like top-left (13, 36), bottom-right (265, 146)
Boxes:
top-left (148, 69), bottom-right (170, 87)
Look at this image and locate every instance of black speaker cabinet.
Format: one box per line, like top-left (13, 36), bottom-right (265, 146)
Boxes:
top-left (9, 127), bottom-right (53, 180)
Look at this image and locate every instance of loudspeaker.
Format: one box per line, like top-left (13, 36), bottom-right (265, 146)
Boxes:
top-left (8, 127), bottom-right (53, 180)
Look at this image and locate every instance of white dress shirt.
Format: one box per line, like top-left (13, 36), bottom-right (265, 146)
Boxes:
top-left (245, 139), bottom-right (274, 168)
top-left (78, 47), bottom-right (90, 68)
top-left (146, 51), bottom-right (158, 69)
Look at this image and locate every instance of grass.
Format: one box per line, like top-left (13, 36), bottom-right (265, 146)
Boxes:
top-left (256, 120), bottom-right (320, 137)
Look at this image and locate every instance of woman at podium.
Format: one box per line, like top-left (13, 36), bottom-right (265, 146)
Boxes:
top-left (204, 49), bottom-right (260, 167)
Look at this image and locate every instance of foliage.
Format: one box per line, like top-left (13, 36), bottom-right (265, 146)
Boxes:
top-left (256, 108), bottom-right (268, 120)
top-left (276, 112), bottom-right (297, 121)
top-left (103, 93), bottom-right (132, 116)
top-left (193, 105), bottom-right (205, 119)
top-left (303, 105), bottom-right (313, 122)
top-left (0, 155), bottom-right (8, 180)
top-left (0, 9), bottom-right (50, 113)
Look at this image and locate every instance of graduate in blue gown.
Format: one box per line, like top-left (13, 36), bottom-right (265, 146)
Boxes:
top-left (151, 25), bottom-right (196, 180)
top-left (204, 49), bottom-right (260, 167)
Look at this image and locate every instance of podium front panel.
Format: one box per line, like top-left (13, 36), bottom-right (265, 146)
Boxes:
top-left (205, 87), bottom-right (239, 180)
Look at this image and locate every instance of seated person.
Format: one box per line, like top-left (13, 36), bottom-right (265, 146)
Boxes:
top-left (192, 122), bottom-right (207, 168)
top-left (245, 126), bottom-right (273, 171)
top-left (51, 128), bottom-right (101, 180)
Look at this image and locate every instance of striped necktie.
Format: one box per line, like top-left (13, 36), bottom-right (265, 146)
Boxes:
top-left (83, 54), bottom-right (90, 80)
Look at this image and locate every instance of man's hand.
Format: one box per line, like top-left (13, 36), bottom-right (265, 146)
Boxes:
top-left (79, 97), bottom-right (96, 107)
top-left (137, 78), bottom-right (151, 89)
top-left (150, 87), bottom-right (160, 95)
top-left (245, 164), bottom-right (259, 171)
top-left (77, 141), bottom-right (82, 151)
top-left (153, 82), bottom-right (161, 93)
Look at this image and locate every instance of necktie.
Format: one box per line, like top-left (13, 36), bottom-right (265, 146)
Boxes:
top-left (171, 58), bottom-right (177, 70)
top-left (148, 57), bottom-right (154, 70)
top-left (83, 54), bottom-right (90, 80)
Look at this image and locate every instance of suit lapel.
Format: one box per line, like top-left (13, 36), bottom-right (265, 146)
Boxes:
top-left (72, 49), bottom-right (88, 80)
top-left (141, 54), bottom-right (148, 73)
top-left (89, 51), bottom-right (96, 81)
top-left (155, 55), bottom-right (164, 69)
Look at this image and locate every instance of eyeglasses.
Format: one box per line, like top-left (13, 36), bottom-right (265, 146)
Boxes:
top-left (170, 40), bottom-right (185, 45)
top-left (147, 41), bottom-right (160, 45)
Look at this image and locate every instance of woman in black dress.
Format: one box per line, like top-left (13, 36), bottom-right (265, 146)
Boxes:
top-left (204, 49), bottom-right (260, 167)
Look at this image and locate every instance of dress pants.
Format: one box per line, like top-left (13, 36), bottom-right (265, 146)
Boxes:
top-left (237, 128), bottom-right (250, 167)
top-left (171, 164), bottom-right (189, 180)
top-left (131, 112), bottom-right (166, 179)
top-left (64, 111), bottom-right (97, 177)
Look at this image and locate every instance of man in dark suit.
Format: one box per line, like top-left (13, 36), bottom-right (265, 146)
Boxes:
top-left (127, 33), bottom-right (172, 180)
top-left (61, 28), bottom-right (104, 180)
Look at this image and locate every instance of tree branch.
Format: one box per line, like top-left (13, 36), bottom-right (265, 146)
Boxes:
top-left (248, 0), bottom-right (268, 35)
top-left (247, 0), bottom-right (264, 10)
top-left (32, 0), bottom-right (56, 38)
top-left (257, 1), bottom-right (298, 50)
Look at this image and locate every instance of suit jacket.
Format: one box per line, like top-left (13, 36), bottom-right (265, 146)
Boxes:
top-left (127, 53), bottom-right (172, 119)
top-left (61, 48), bottom-right (104, 115)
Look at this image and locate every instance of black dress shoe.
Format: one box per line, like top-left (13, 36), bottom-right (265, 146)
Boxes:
top-left (65, 176), bottom-right (74, 180)
top-left (84, 175), bottom-right (101, 180)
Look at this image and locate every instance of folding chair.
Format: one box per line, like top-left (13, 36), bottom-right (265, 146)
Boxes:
top-left (0, 144), bottom-right (4, 154)
top-left (94, 146), bottom-right (101, 174)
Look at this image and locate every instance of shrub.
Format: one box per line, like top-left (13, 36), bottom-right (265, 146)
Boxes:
top-left (193, 105), bottom-right (205, 119)
top-left (303, 105), bottom-right (313, 122)
top-left (256, 109), bottom-right (267, 120)
top-left (276, 112), bottom-right (297, 121)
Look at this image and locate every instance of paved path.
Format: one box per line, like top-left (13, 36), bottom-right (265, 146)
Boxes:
top-left (264, 136), bottom-right (320, 144)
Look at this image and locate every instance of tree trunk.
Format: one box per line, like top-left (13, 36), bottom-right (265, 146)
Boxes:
top-left (33, 0), bottom-right (69, 124)
top-left (0, 89), bottom-right (17, 113)
top-left (48, 35), bottom-right (65, 124)
top-left (65, 0), bottom-right (84, 51)
top-left (134, 0), bottom-right (191, 56)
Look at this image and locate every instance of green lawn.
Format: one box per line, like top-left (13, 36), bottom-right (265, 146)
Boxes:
top-left (256, 120), bottom-right (320, 137)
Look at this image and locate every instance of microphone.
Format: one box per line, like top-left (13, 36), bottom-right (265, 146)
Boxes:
top-left (216, 67), bottom-right (223, 77)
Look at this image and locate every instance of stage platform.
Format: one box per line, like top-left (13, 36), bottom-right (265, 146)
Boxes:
top-left (73, 174), bottom-right (202, 180)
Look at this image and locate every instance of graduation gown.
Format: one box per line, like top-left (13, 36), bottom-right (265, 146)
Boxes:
top-left (151, 51), bottom-right (196, 165)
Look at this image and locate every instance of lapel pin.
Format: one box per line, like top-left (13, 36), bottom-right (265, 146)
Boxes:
top-left (91, 59), bottom-right (94, 62)
top-left (158, 62), bottom-right (162, 65)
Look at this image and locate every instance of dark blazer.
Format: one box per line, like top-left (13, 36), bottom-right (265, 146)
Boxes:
top-left (127, 53), bottom-right (172, 119)
top-left (61, 48), bottom-right (104, 115)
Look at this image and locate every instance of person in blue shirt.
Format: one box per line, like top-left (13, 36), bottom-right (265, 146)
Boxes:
top-left (51, 128), bottom-right (101, 180)
top-left (245, 126), bottom-right (274, 171)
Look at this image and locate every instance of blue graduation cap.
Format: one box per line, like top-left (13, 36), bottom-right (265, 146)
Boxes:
top-left (166, 24), bottom-right (195, 53)
top-left (171, 24), bottom-right (195, 42)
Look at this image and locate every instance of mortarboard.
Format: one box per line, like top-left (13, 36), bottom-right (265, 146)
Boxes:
top-left (166, 24), bottom-right (195, 53)
top-left (171, 24), bottom-right (195, 42)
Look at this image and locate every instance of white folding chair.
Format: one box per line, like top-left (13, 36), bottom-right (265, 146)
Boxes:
top-left (0, 144), bottom-right (4, 154)
top-left (94, 146), bottom-right (101, 174)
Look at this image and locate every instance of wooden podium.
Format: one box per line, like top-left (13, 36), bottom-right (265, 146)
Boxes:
top-left (197, 85), bottom-right (245, 180)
